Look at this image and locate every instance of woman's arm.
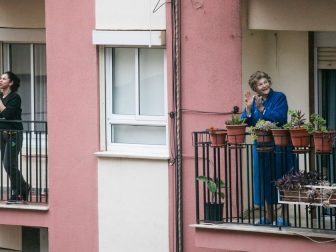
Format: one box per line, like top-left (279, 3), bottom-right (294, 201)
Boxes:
top-left (263, 93), bottom-right (288, 125)
top-left (0, 96), bottom-right (21, 119)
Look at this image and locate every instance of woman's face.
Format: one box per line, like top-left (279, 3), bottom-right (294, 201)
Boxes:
top-left (255, 77), bottom-right (271, 97)
top-left (0, 74), bottom-right (13, 91)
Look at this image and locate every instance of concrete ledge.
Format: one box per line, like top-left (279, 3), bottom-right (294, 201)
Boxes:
top-left (0, 202), bottom-right (48, 211)
top-left (191, 223), bottom-right (336, 239)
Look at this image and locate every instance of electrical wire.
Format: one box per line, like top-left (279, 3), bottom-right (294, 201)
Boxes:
top-left (153, 0), bottom-right (170, 13)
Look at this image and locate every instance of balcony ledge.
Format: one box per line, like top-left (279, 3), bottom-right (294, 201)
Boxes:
top-left (0, 202), bottom-right (48, 211)
top-left (191, 223), bottom-right (336, 240)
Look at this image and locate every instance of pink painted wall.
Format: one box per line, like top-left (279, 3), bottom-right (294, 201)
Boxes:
top-left (45, 0), bottom-right (99, 251)
top-left (179, 1), bottom-right (242, 251)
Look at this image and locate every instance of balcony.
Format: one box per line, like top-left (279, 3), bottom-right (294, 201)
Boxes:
top-left (0, 120), bottom-right (48, 205)
top-left (193, 130), bottom-right (336, 234)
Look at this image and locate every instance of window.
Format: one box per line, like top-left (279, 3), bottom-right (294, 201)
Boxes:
top-left (104, 47), bottom-right (167, 152)
top-left (1, 43), bottom-right (47, 124)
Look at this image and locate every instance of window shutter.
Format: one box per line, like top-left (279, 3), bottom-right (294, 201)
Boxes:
top-left (318, 47), bottom-right (336, 69)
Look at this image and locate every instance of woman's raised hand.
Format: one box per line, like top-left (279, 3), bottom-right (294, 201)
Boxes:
top-left (244, 90), bottom-right (253, 113)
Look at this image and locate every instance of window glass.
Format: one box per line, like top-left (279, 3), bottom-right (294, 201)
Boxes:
top-left (139, 49), bottom-right (165, 116)
top-left (34, 44), bottom-right (47, 123)
top-left (7, 44), bottom-right (32, 122)
top-left (112, 48), bottom-right (135, 115)
top-left (111, 125), bottom-right (166, 145)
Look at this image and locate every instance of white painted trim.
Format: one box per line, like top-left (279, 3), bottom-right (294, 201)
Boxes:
top-left (95, 144), bottom-right (169, 160)
top-left (0, 28), bottom-right (45, 43)
top-left (0, 202), bottom-right (48, 211)
top-left (92, 30), bottom-right (166, 46)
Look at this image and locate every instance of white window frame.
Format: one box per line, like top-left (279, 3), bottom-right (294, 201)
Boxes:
top-left (102, 46), bottom-right (169, 158)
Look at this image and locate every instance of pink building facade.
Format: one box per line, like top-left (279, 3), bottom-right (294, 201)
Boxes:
top-left (0, 0), bottom-right (336, 251)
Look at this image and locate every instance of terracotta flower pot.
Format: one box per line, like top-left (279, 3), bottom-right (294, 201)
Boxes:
top-left (271, 128), bottom-right (290, 146)
top-left (226, 124), bottom-right (247, 145)
top-left (255, 129), bottom-right (273, 144)
top-left (289, 128), bottom-right (310, 149)
top-left (209, 129), bottom-right (227, 147)
top-left (313, 131), bottom-right (336, 154)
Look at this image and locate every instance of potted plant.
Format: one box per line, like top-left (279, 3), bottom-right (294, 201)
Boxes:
top-left (248, 120), bottom-right (277, 151)
top-left (271, 125), bottom-right (291, 147)
top-left (309, 114), bottom-right (336, 154)
top-left (196, 175), bottom-right (225, 222)
top-left (207, 127), bottom-right (227, 147)
top-left (286, 110), bottom-right (311, 151)
top-left (225, 114), bottom-right (247, 145)
top-left (275, 170), bottom-right (336, 206)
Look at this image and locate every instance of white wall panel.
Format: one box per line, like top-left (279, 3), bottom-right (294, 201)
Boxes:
top-left (96, 0), bottom-right (165, 30)
top-left (98, 158), bottom-right (169, 252)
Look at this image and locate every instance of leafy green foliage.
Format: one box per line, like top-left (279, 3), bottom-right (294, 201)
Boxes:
top-left (225, 114), bottom-right (246, 125)
top-left (248, 119), bottom-right (278, 140)
top-left (196, 176), bottom-right (226, 203)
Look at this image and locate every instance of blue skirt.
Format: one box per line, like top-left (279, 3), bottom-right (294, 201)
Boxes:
top-left (253, 143), bottom-right (295, 206)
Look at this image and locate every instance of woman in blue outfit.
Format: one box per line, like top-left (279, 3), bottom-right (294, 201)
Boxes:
top-left (241, 71), bottom-right (292, 225)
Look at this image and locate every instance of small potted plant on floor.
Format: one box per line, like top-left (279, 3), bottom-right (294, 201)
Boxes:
top-left (196, 175), bottom-right (225, 222)
top-left (309, 114), bottom-right (336, 154)
top-left (275, 170), bottom-right (336, 206)
top-left (207, 127), bottom-right (227, 147)
top-left (286, 110), bottom-right (311, 152)
top-left (225, 114), bottom-right (247, 145)
top-left (248, 120), bottom-right (277, 151)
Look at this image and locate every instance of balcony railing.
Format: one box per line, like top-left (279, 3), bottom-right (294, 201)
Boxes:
top-left (0, 120), bottom-right (48, 204)
top-left (193, 130), bottom-right (336, 232)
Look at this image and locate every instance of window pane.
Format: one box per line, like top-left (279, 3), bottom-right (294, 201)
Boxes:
top-left (111, 125), bottom-right (166, 145)
top-left (139, 49), bottom-right (164, 116)
top-left (8, 44), bottom-right (32, 122)
top-left (34, 44), bottom-right (47, 123)
top-left (112, 48), bottom-right (135, 115)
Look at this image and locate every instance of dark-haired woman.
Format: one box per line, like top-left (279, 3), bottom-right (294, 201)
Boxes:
top-left (0, 71), bottom-right (29, 201)
top-left (241, 71), bottom-right (293, 226)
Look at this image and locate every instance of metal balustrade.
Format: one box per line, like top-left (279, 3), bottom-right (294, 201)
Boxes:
top-left (193, 130), bottom-right (336, 232)
top-left (0, 120), bottom-right (48, 204)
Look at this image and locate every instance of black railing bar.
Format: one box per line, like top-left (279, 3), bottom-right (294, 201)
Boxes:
top-left (228, 148), bottom-right (233, 222)
top-left (45, 131), bottom-right (48, 203)
top-left (206, 144), bottom-right (210, 204)
top-left (234, 147), bottom-right (239, 222)
top-left (213, 147), bottom-right (217, 203)
top-left (239, 148), bottom-right (244, 223)
top-left (38, 131), bottom-right (42, 202)
top-left (223, 145), bottom-right (228, 222)
top-left (246, 144), bottom-right (251, 224)
top-left (194, 133), bottom-right (200, 224)
top-left (217, 147), bottom-right (221, 206)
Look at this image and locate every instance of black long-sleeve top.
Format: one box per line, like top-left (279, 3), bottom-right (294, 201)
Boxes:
top-left (0, 92), bottom-right (23, 130)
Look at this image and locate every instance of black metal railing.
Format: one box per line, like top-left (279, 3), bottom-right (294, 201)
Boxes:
top-left (0, 120), bottom-right (48, 204)
top-left (193, 130), bottom-right (336, 232)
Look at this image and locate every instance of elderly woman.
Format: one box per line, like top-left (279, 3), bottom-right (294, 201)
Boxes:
top-left (241, 71), bottom-right (292, 226)
top-left (0, 71), bottom-right (29, 201)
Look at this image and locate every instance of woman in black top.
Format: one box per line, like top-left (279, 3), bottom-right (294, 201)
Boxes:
top-left (0, 71), bottom-right (28, 201)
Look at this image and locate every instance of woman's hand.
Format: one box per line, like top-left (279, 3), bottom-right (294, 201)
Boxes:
top-left (255, 95), bottom-right (265, 113)
top-left (244, 90), bottom-right (253, 114)
top-left (0, 99), bottom-right (5, 112)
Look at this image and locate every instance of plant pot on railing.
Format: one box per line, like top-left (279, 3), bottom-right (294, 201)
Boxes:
top-left (313, 131), bottom-right (336, 154)
top-left (226, 124), bottom-right (247, 145)
top-left (289, 128), bottom-right (310, 151)
top-left (255, 129), bottom-right (273, 152)
top-left (271, 128), bottom-right (290, 146)
top-left (207, 128), bottom-right (227, 147)
top-left (204, 202), bottom-right (224, 222)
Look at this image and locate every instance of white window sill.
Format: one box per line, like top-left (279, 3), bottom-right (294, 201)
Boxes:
top-left (95, 145), bottom-right (170, 160)
top-left (190, 223), bottom-right (336, 240)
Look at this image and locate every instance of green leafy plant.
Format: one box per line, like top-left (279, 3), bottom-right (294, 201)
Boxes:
top-left (309, 113), bottom-right (328, 134)
top-left (225, 114), bottom-right (246, 125)
top-left (196, 176), bottom-right (225, 203)
top-left (287, 110), bottom-right (307, 128)
top-left (248, 119), bottom-right (278, 140)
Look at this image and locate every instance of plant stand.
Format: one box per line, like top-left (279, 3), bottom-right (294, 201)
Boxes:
top-left (278, 185), bottom-right (336, 208)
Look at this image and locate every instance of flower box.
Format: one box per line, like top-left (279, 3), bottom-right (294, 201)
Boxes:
top-left (278, 185), bottom-right (336, 207)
